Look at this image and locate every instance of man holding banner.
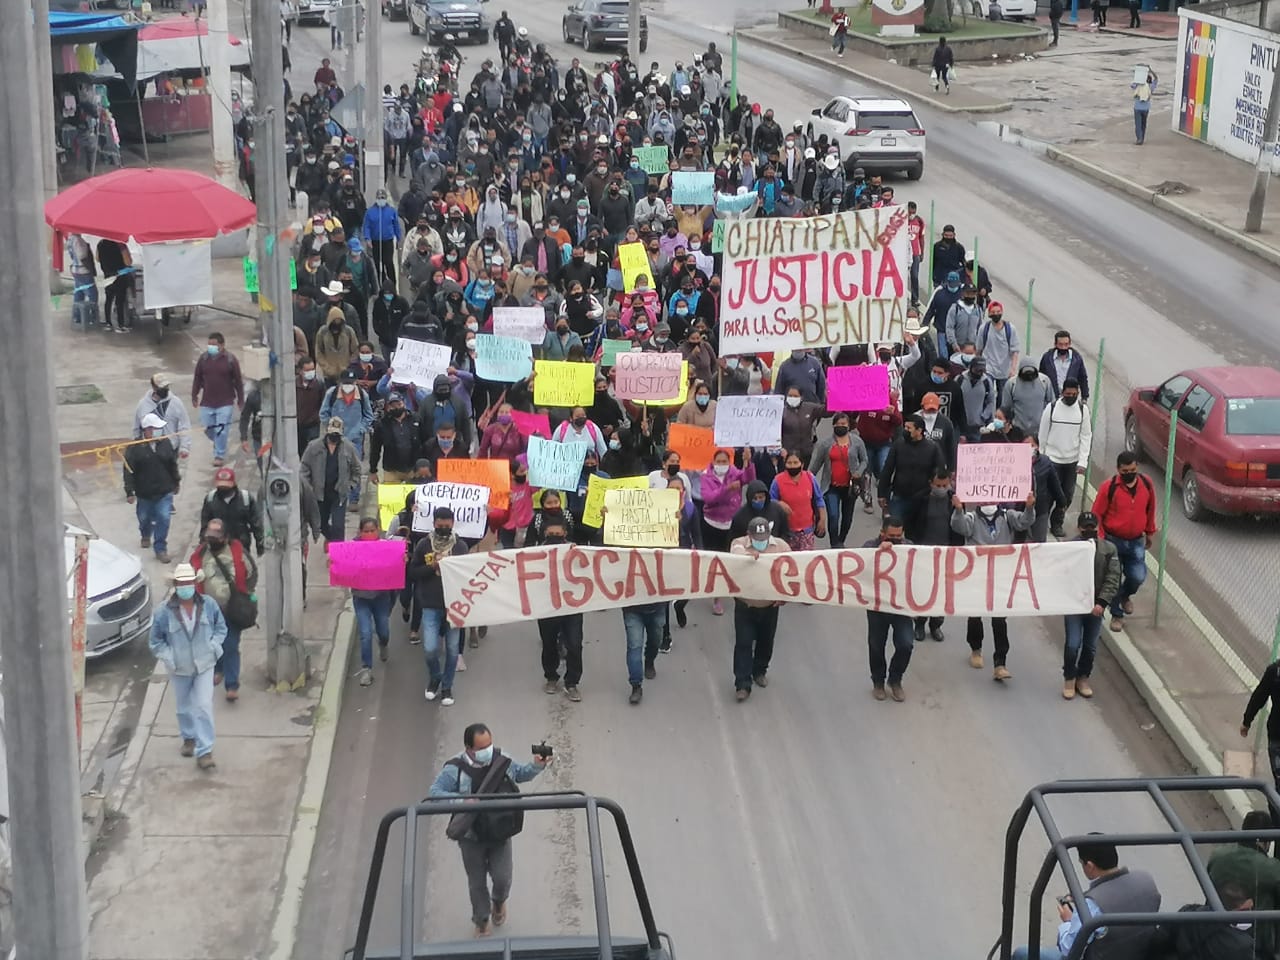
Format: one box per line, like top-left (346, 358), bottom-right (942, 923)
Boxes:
top-left (728, 517), bottom-right (790, 702)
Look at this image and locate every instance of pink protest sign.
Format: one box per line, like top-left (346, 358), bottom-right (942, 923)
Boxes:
top-left (510, 409), bottom-right (552, 439)
top-left (955, 443), bottom-right (1033, 504)
top-left (327, 539), bottom-right (407, 591)
top-left (826, 364), bottom-right (891, 412)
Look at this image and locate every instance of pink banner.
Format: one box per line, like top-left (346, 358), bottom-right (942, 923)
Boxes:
top-left (510, 409), bottom-right (552, 439)
top-left (328, 539), bottom-right (408, 591)
top-left (827, 364), bottom-right (890, 412)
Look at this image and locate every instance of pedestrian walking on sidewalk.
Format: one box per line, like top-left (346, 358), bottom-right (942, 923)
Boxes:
top-left (1127, 0), bottom-right (1140, 28)
top-left (1242, 667), bottom-right (1280, 793)
top-left (429, 723), bottom-right (550, 937)
top-left (124, 414), bottom-right (181, 564)
top-left (149, 563), bottom-right (226, 771)
top-left (830, 8), bottom-right (850, 58)
top-left (931, 37), bottom-right (954, 94)
top-left (1062, 512), bottom-right (1121, 701)
top-left (1048, 0), bottom-right (1063, 44)
top-left (191, 331), bottom-right (245, 466)
top-left (1090, 0), bottom-right (1107, 26)
top-left (1132, 68), bottom-right (1157, 144)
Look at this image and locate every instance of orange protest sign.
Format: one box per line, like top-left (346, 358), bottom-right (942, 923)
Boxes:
top-left (666, 423), bottom-right (716, 472)
top-left (437, 458), bottom-right (511, 509)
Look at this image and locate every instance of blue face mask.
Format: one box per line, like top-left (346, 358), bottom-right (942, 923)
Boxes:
top-left (992, 419), bottom-right (1005, 430)
top-left (695, 395), bottom-right (709, 407)
top-left (751, 538), bottom-right (770, 551)
top-left (383, 294), bottom-right (393, 301)
top-left (946, 283), bottom-right (959, 293)
top-left (930, 372), bottom-right (945, 384)
top-left (750, 499), bottom-right (767, 511)
top-left (175, 584), bottom-right (196, 600)
top-left (472, 745), bottom-right (494, 764)
top-left (608, 439), bottom-right (621, 450)
top-left (206, 344), bottom-right (220, 355)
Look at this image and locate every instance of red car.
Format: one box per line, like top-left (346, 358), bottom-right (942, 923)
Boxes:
top-left (1124, 366), bottom-right (1280, 520)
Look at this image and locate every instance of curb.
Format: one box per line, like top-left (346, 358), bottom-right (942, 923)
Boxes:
top-left (268, 600), bottom-right (356, 960)
top-left (1044, 146), bottom-right (1280, 269)
top-left (741, 32), bottom-right (1015, 115)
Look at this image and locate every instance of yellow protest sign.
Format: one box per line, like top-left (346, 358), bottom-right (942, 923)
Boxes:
top-left (534, 359), bottom-right (596, 407)
top-left (583, 473), bottom-right (650, 528)
top-left (603, 487), bottom-right (681, 547)
top-left (637, 360), bottom-right (690, 407)
top-left (377, 483), bottom-right (416, 532)
top-left (617, 242), bottom-right (650, 294)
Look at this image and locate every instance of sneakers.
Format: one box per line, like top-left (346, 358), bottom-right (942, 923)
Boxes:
top-left (889, 683), bottom-right (906, 702)
top-left (358, 667), bottom-right (373, 686)
top-left (712, 599), bottom-right (724, 616)
top-left (565, 685), bottom-right (582, 702)
top-left (180, 738), bottom-right (196, 757)
top-left (492, 900), bottom-right (507, 927)
top-left (378, 642), bottom-right (388, 662)
top-left (1063, 679), bottom-right (1077, 700)
top-left (1075, 677), bottom-right (1094, 699)
top-left (674, 606), bottom-right (687, 628)
top-left (140, 536), bottom-right (152, 549)
top-left (753, 674), bottom-right (768, 688)
top-left (197, 752), bottom-right (217, 770)
top-left (225, 688), bottom-right (239, 702)
top-left (872, 684), bottom-right (887, 701)
top-left (629, 684), bottom-right (643, 704)
top-left (543, 679), bottom-right (558, 695)
top-left (644, 662), bottom-right (656, 680)
top-left (659, 634), bottom-right (673, 653)
top-left (993, 665), bottom-right (1012, 682)
top-left (930, 626), bottom-right (945, 642)
top-left (425, 680), bottom-right (441, 701)
top-left (1110, 617), bottom-right (1124, 632)
top-left (968, 651), bottom-right (984, 669)
top-left (408, 631), bottom-right (422, 645)
top-left (1050, 525), bottom-right (1066, 539)
top-left (1122, 599), bottom-right (1134, 615)
top-left (440, 688), bottom-right (455, 706)
top-left (456, 654), bottom-right (466, 672)
top-left (735, 688), bottom-right (750, 702)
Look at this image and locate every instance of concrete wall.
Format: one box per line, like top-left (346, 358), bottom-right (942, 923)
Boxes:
top-left (1194, 0), bottom-right (1280, 32)
top-left (777, 11), bottom-right (1049, 63)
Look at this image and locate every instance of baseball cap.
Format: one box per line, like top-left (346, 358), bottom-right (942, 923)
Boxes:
top-left (1078, 512), bottom-right (1099, 529)
top-left (746, 516), bottom-right (772, 539)
top-left (151, 372), bottom-right (171, 388)
top-left (140, 413), bottom-right (167, 430)
top-left (327, 416), bottom-right (345, 432)
top-left (214, 467), bottom-right (236, 484)
top-left (921, 392), bottom-right (941, 411)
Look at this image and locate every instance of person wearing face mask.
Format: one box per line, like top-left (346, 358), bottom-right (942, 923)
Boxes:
top-left (943, 283), bottom-right (983, 359)
top-left (726, 516), bottom-right (790, 702)
top-left (316, 307), bottom-right (360, 384)
top-left (300, 416), bottom-right (363, 544)
top-left (150, 563), bottom-right (227, 770)
top-left (540, 312), bottom-right (584, 361)
top-left (877, 415), bottom-right (945, 542)
top-left (716, 354), bottom-right (755, 397)
top-left (362, 188), bottom-right (403, 287)
top-left (348, 517), bottom-right (397, 688)
top-left (189, 517), bottom-right (258, 705)
top-left (1059, 512), bottom-right (1121, 701)
top-left (1091, 452), bottom-right (1157, 633)
top-left (780, 387), bottom-right (825, 464)
top-left (496, 455), bottom-right (534, 549)
top-left (977, 302), bottom-right (1021, 396)
top-left (862, 516), bottom-right (916, 702)
top-left (320, 370), bottom-right (376, 510)
top-left (701, 449), bottom-right (756, 614)
top-left (769, 452), bottom-right (827, 551)
top-left (1002, 360), bottom-right (1054, 436)
top-left (368, 392), bottom-right (422, 484)
top-left (773, 348), bottom-right (827, 405)
top-left (133, 372), bottom-right (193, 459)
top-left (295, 358), bottom-right (326, 451)
top-left (409, 506), bottom-right (470, 705)
top-left (680, 332), bottom-right (717, 389)
top-left (640, 319), bottom-right (679, 355)
top-left (950, 491), bottom-right (1036, 681)
top-left (551, 406), bottom-right (607, 458)
top-left (192, 332), bottom-right (245, 467)
top-left (676, 381), bottom-right (717, 428)
top-left (347, 340), bottom-right (390, 394)
top-left (372, 282), bottom-right (411, 359)
top-left (125, 413), bottom-right (182, 564)
top-left (200, 465), bottom-right (266, 556)
top-left (923, 269), bottom-right (965, 347)
top-left (1038, 378), bottom-right (1092, 539)
top-left (428, 722), bottom-right (550, 938)
top-left (808, 413), bottom-right (869, 549)
top-left (479, 403), bottom-right (528, 463)
top-left (587, 375), bottom-right (625, 435)
top-left (1038, 330), bottom-right (1091, 401)
top-left (959, 356), bottom-right (997, 443)
top-left (913, 391), bottom-right (958, 470)
top-left (416, 373), bottom-right (472, 453)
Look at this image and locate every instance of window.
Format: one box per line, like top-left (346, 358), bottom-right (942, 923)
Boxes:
top-left (1225, 397), bottom-right (1280, 436)
top-left (1155, 375), bottom-right (1191, 412)
top-left (854, 111), bottom-right (920, 131)
top-left (1177, 385), bottom-right (1215, 432)
top-left (823, 100), bottom-right (848, 121)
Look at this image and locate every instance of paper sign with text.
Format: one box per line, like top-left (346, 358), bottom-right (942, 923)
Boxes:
top-left (392, 338), bottom-right (452, 387)
top-left (526, 435), bottom-right (590, 491)
top-left (711, 220), bottom-right (726, 254)
top-left (666, 423), bottom-right (716, 472)
top-left (602, 487), bottom-right (681, 547)
top-left (718, 208), bottom-right (911, 354)
top-left (583, 473), bottom-right (650, 528)
top-left (327, 539), bottom-right (407, 590)
top-left (474, 334), bottom-right (533, 382)
top-left (613, 351), bottom-right (683, 401)
top-left (637, 360), bottom-right (690, 407)
top-left (826, 364), bottom-right (891, 412)
top-left (633, 145), bottom-right (669, 175)
top-left (411, 482), bottom-right (490, 539)
top-left (437, 458), bottom-right (511, 509)
top-left (955, 443), bottom-right (1033, 504)
top-left (492, 306), bottom-right (549, 344)
top-left (601, 339), bottom-right (634, 367)
top-left (510, 409), bottom-right (552, 439)
top-left (377, 482), bottom-right (417, 532)
top-left (533, 359), bottom-right (596, 407)
top-left (713, 394), bottom-right (784, 448)
top-left (671, 171), bottom-right (715, 206)
top-left (617, 242), bottom-right (650, 293)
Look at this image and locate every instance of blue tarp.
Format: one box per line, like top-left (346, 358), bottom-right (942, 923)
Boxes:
top-left (49, 10), bottom-right (139, 88)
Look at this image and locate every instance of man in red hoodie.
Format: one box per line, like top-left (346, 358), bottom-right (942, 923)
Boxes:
top-left (1091, 451), bottom-right (1157, 633)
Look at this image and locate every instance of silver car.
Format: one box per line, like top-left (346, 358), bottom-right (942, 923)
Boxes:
top-left (64, 525), bottom-right (153, 659)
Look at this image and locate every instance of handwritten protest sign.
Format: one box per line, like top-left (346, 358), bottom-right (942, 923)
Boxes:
top-left (602, 487), bottom-right (681, 547)
top-left (827, 364), bottom-right (891, 412)
top-left (633, 145), bottom-right (669, 175)
top-left (583, 474), bottom-right (650, 528)
top-left (955, 443), bottom-right (1033, 504)
top-left (718, 208), bottom-right (911, 354)
top-left (637, 360), bottom-right (690, 407)
top-left (671, 171), bottom-right (715, 206)
top-left (666, 423), bottom-right (716, 472)
top-left (474, 334), bottom-right (533, 382)
top-left (711, 220), bottom-right (726, 254)
top-left (437, 458), bottom-right (510, 509)
top-left (713, 394), bottom-right (784, 448)
top-left (440, 542), bottom-right (1098, 627)
top-left (617, 242), bottom-right (650, 293)
top-left (377, 482), bottom-right (416, 532)
top-left (533, 359), bottom-right (595, 407)
top-left (392, 338), bottom-right (452, 386)
top-left (526, 436), bottom-right (589, 491)
top-left (613, 351), bottom-right (682, 401)
top-left (492, 306), bottom-right (548, 344)
top-left (327, 539), bottom-right (407, 590)
top-left (601, 339), bottom-right (634, 367)
top-left (510, 409), bottom-right (552, 439)
top-left (243, 256), bottom-right (296, 294)
top-left (715, 191), bottom-right (759, 216)
top-left (411, 482), bottom-right (489, 538)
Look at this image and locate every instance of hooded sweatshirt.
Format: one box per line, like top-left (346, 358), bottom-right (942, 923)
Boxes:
top-left (701, 463), bottom-right (755, 527)
top-left (729, 479), bottom-right (791, 540)
top-left (1001, 361), bottom-right (1055, 435)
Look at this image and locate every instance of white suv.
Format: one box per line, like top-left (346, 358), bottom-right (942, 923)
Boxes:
top-left (805, 96), bottom-right (926, 180)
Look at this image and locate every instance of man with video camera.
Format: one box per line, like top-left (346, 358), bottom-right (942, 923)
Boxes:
top-left (429, 723), bottom-right (552, 937)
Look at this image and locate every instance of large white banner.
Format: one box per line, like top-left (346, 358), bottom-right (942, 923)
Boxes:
top-left (440, 542), bottom-right (1096, 628)
top-left (718, 208), bottom-right (911, 355)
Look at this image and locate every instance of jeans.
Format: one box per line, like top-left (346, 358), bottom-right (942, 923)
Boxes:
top-left (1063, 613), bottom-right (1102, 680)
top-left (458, 838), bottom-right (513, 925)
top-left (200, 404), bottom-right (235, 460)
top-left (866, 442), bottom-right (890, 479)
top-left (1050, 461), bottom-right (1079, 531)
top-left (215, 623), bottom-right (243, 691)
top-left (1107, 535), bottom-right (1147, 618)
top-left (824, 485), bottom-right (858, 547)
top-left (421, 606), bottom-right (460, 689)
top-left (623, 604), bottom-right (665, 685)
top-left (136, 493), bottom-right (174, 556)
top-left (867, 612), bottom-right (913, 684)
top-left (320, 496), bottom-right (347, 542)
top-left (538, 613), bottom-right (584, 685)
top-left (832, 32), bottom-right (846, 53)
top-left (967, 617), bottom-right (1009, 666)
top-left (1134, 107), bottom-right (1149, 143)
top-left (354, 592), bottom-right (392, 669)
top-left (347, 434), bottom-right (365, 505)
top-left (170, 668), bottom-right (215, 757)
top-left (888, 494), bottom-right (924, 542)
top-left (733, 601), bottom-right (780, 690)
top-left (909, 254), bottom-right (921, 304)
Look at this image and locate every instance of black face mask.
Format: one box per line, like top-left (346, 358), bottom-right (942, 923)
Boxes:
top-left (1019, 370), bottom-right (1037, 381)
top-left (513, 474), bottom-right (527, 484)
top-left (544, 534), bottom-right (567, 544)
top-left (1062, 395), bottom-right (1078, 406)
top-left (388, 407), bottom-right (405, 418)
top-left (881, 535), bottom-right (904, 545)
top-left (833, 425), bottom-right (850, 437)
top-left (154, 387), bottom-right (170, 399)
top-left (1080, 529), bottom-right (1098, 540)
top-left (666, 464), bottom-right (680, 476)
top-left (1056, 347), bottom-right (1070, 356)
top-left (205, 537), bottom-right (226, 549)
top-left (1122, 473), bottom-right (1139, 487)
top-left (785, 465), bottom-right (802, 477)
top-left (572, 417), bottom-right (587, 428)
top-left (435, 388), bottom-right (451, 399)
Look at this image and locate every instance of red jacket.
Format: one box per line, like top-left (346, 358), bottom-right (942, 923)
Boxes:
top-left (856, 408), bottom-right (903, 446)
top-left (1092, 474), bottom-right (1157, 540)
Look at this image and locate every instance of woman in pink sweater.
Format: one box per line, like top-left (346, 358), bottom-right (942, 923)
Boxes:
top-left (498, 454), bottom-right (536, 549)
top-left (478, 402), bottom-right (527, 463)
top-left (698, 448), bottom-right (756, 616)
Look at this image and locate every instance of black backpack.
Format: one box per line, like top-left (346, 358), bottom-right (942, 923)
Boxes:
top-left (446, 753), bottom-right (524, 843)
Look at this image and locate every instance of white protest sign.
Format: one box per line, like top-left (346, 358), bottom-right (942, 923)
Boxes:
top-left (713, 394), bottom-right (784, 448)
top-left (439, 542), bottom-right (1097, 628)
top-left (492, 306), bottom-right (549, 344)
top-left (392, 338), bottom-right (452, 387)
top-left (411, 482), bottom-right (489, 539)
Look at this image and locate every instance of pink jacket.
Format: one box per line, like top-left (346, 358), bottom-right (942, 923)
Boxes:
top-left (700, 463), bottom-right (756, 527)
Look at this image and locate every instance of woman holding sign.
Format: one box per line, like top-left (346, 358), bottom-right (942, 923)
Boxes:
top-left (701, 450), bottom-right (755, 617)
top-left (350, 518), bottom-right (398, 688)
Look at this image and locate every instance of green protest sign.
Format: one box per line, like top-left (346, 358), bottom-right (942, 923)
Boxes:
top-left (601, 338), bottom-right (634, 366)
top-left (711, 220), bottom-right (726, 254)
top-left (243, 257), bottom-right (298, 294)
top-left (634, 145), bottom-right (669, 176)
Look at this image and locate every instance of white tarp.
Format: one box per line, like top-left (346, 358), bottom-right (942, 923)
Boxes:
top-left (140, 239), bottom-right (212, 309)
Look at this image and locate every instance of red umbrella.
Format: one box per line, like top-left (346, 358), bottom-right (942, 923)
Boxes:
top-left (44, 167), bottom-right (257, 244)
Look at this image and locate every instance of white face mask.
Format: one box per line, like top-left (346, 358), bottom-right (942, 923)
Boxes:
top-left (978, 505), bottom-right (999, 519)
top-left (785, 396), bottom-right (801, 408)
top-left (303, 369), bottom-right (317, 381)
top-left (341, 384), bottom-right (356, 394)
top-left (713, 464), bottom-right (729, 477)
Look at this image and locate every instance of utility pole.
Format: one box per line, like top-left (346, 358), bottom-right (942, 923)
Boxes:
top-left (250, 0), bottom-right (306, 650)
top-left (1245, 66), bottom-right (1280, 233)
top-left (207, 0), bottom-right (238, 189)
top-left (33, 0), bottom-right (62, 294)
top-left (364, 0), bottom-right (385, 202)
top-left (628, 0), bottom-right (641, 64)
top-left (0, 2), bottom-right (89, 958)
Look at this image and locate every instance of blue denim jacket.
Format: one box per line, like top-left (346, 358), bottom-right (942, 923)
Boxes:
top-left (429, 750), bottom-right (545, 798)
top-left (150, 594), bottom-right (227, 676)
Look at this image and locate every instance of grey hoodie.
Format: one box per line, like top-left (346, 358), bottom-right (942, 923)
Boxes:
top-left (1001, 361), bottom-right (1054, 436)
top-left (950, 505), bottom-right (1035, 544)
